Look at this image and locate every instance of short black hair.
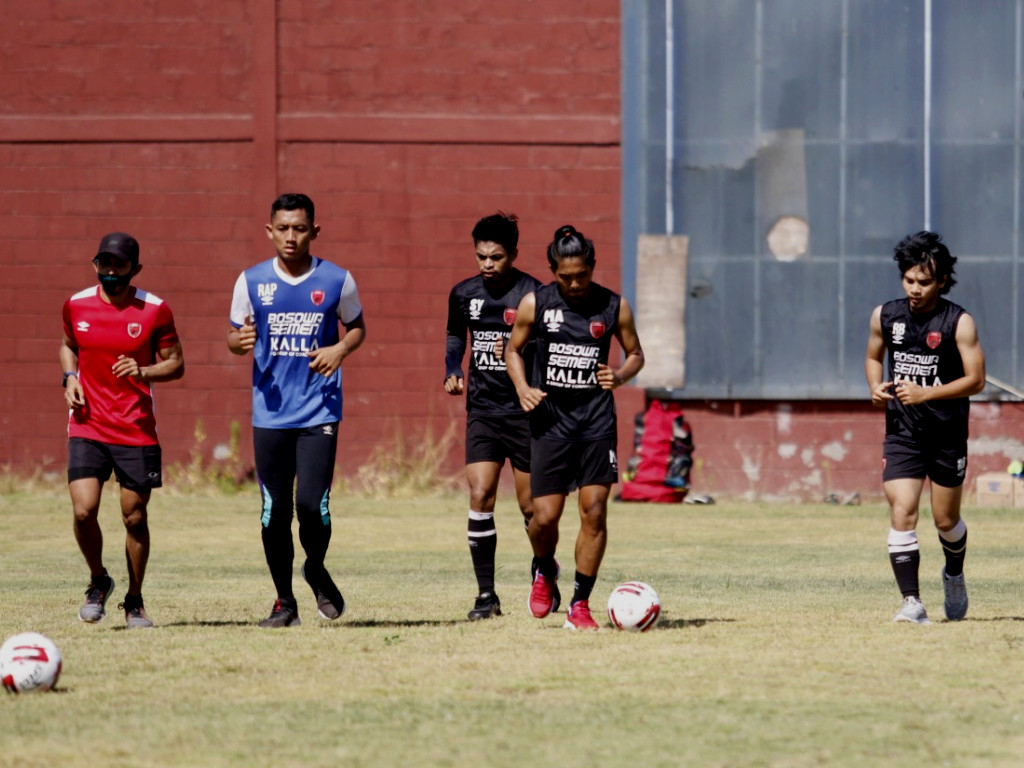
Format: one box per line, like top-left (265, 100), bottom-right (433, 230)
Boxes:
top-left (546, 224), bottom-right (595, 270)
top-left (893, 230), bottom-right (957, 294)
top-left (271, 193), bottom-right (315, 223)
top-left (472, 211), bottom-right (519, 254)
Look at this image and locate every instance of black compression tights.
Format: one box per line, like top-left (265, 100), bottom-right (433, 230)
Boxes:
top-left (254, 424), bottom-right (338, 599)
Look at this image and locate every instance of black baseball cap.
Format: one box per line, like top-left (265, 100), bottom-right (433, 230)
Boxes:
top-left (96, 232), bottom-right (139, 264)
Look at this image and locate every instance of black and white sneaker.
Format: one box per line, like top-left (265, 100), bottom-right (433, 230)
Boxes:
top-left (302, 563), bottom-right (346, 620)
top-left (259, 597), bottom-right (301, 628)
top-left (79, 571), bottom-right (115, 623)
top-left (467, 591), bottom-right (502, 621)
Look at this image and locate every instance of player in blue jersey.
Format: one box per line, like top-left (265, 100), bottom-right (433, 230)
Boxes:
top-left (228, 193), bottom-right (366, 628)
top-left (445, 212), bottom-right (546, 620)
top-left (505, 224), bottom-right (645, 630)
top-left (865, 231), bottom-right (985, 624)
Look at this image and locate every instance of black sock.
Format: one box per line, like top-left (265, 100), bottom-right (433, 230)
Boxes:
top-left (571, 572), bottom-right (597, 605)
top-left (889, 550), bottom-right (920, 598)
top-left (939, 526), bottom-right (967, 578)
top-left (468, 511), bottom-right (496, 593)
top-left (535, 555), bottom-right (558, 580)
top-left (122, 593), bottom-right (144, 611)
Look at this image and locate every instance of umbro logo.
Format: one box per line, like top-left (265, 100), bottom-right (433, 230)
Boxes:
top-left (543, 308), bottom-right (563, 333)
top-left (258, 282), bottom-right (277, 306)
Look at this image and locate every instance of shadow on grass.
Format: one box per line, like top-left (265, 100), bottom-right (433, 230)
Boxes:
top-left (344, 619), bottom-right (464, 628)
top-left (153, 619), bottom-right (464, 629)
top-left (655, 617), bottom-right (737, 630)
top-left (145, 617), bottom-right (736, 630)
top-left (132, 620), bottom-right (255, 629)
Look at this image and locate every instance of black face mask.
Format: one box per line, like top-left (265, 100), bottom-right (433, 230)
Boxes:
top-left (98, 272), bottom-right (132, 293)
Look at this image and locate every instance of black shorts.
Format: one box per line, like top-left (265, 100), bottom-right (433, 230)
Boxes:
top-left (530, 436), bottom-right (618, 497)
top-left (67, 437), bottom-right (163, 492)
top-left (465, 413), bottom-right (531, 472)
top-left (882, 434), bottom-right (967, 488)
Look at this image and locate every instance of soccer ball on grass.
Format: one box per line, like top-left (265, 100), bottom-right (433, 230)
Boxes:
top-left (1, 632), bottom-right (63, 693)
top-left (607, 581), bottom-right (661, 632)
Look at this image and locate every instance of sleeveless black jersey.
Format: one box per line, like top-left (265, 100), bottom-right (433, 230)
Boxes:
top-left (445, 268), bottom-right (542, 415)
top-left (881, 297), bottom-right (969, 442)
top-left (530, 281), bottom-right (620, 441)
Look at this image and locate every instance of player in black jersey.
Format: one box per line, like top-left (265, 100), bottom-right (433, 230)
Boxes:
top-left (445, 212), bottom-right (546, 620)
top-left (865, 231), bottom-right (986, 624)
top-left (505, 224), bottom-right (645, 630)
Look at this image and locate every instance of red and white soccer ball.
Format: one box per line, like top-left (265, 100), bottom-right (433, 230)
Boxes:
top-left (607, 581), bottom-right (661, 632)
top-left (1, 632), bottom-right (63, 694)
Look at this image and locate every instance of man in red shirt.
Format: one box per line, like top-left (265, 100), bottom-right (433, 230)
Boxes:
top-left (60, 232), bottom-right (185, 628)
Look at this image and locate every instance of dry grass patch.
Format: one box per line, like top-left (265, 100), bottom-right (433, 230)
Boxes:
top-left (2, 491), bottom-right (1023, 767)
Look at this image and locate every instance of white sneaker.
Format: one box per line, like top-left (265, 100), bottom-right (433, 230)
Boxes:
top-left (893, 595), bottom-right (931, 624)
top-left (942, 567), bottom-right (968, 621)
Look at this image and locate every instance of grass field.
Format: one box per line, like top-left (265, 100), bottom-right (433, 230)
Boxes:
top-left (2, 484), bottom-right (1024, 767)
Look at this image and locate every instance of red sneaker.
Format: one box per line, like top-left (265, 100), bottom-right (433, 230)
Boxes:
top-left (528, 572), bottom-right (554, 618)
top-left (564, 600), bottom-right (599, 631)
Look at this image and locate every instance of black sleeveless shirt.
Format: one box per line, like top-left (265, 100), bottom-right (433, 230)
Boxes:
top-left (530, 281), bottom-right (620, 441)
top-left (445, 268), bottom-right (541, 415)
top-left (880, 297), bottom-right (969, 442)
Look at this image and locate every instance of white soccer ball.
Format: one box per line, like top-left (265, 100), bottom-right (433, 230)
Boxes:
top-left (607, 581), bottom-right (661, 632)
top-left (0, 632), bottom-right (63, 694)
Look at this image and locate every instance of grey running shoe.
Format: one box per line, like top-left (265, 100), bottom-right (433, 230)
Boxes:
top-left (302, 563), bottom-right (346, 620)
top-left (119, 598), bottom-right (154, 629)
top-left (259, 598), bottom-right (301, 628)
top-left (893, 595), bottom-right (931, 624)
top-left (942, 567), bottom-right (968, 621)
top-left (467, 591), bottom-right (502, 621)
top-left (78, 572), bottom-right (115, 623)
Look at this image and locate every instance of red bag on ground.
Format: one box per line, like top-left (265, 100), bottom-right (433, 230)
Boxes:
top-left (619, 400), bottom-right (694, 503)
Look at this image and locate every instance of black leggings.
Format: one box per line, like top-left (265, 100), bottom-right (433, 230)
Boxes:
top-left (253, 424), bottom-right (339, 598)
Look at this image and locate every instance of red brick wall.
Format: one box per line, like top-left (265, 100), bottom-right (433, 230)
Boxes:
top-left (0, 0), bottom-right (622, 485)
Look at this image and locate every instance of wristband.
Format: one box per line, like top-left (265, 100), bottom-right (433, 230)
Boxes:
top-left (62, 371), bottom-right (78, 387)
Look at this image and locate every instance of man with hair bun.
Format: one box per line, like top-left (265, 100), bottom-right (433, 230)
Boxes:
top-left (505, 224), bottom-right (645, 631)
top-left (865, 230), bottom-right (986, 624)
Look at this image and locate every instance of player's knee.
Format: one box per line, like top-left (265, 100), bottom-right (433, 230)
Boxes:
top-left (72, 505), bottom-right (98, 525)
top-left (468, 484), bottom-right (496, 511)
top-left (122, 508), bottom-right (147, 531)
top-left (262, 509), bottom-right (293, 531)
top-left (578, 503), bottom-right (607, 530)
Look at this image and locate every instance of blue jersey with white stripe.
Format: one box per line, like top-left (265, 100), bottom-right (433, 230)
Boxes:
top-left (230, 257), bottom-right (362, 429)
